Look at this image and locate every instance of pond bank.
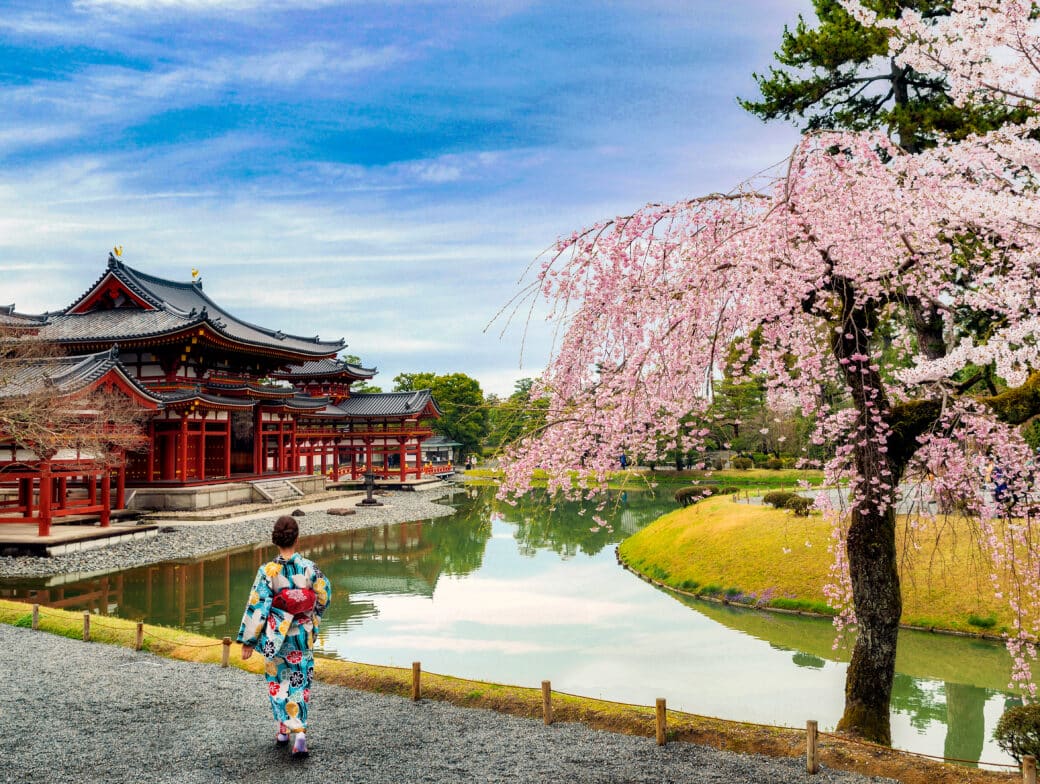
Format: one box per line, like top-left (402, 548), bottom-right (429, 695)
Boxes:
top-left (0, 486), bottom-right (455, 580)
top-left (619, 494), bottom-right (1012, 635)
top-left (1, 610), bottom-right (1001, 784)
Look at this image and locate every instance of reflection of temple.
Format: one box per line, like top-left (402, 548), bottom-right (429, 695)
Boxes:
top-left (1, 255), bottom-right (447, 532)
top-left (3, 519), bottom-right (448, 637)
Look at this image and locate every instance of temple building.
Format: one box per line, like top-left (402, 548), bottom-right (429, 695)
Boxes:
top-left (0, 254), bottom-right (447, 531)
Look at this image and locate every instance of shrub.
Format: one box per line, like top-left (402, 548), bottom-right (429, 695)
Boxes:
top-left (995, 703), bottom-right (1040, 762)
top-left (786, 496), bottom-right (813, 516)
top-left (731, 457), bottom-right (753, 470)
top-left (967, 614), bottom-right (997, 629)
top-left (763, 491), bottom-right (797, 509)
top-left (764, 458), bottom-right (784, 470)
top-left (750, 452), bottom-right (768, 466)
top-left (674, 486), bottom-right (707, 506)
top-left (674, 485), bottom-right (738, 506)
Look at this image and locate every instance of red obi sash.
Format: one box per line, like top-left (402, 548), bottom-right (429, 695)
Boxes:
top-left (272, 588), bottom-right (316, 616)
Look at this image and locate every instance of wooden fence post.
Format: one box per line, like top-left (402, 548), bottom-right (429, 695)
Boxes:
top-left (31, 604), bottom-right (39, 631)
top-left (542, 680), bottom-right (553, 726)
top-left (135, 622), bottom-right (144, 651)
top-left (655, 698), bottom-right (666, 746)
top-left (806, 720), bottom-right (819, 774)
top-left (411, 662), bottom-right (421, 701)
top-left (82, 612), bottom-right (90, 642)
top-left (1024, 755), bottom-right (1037, 784)
top-left (221, 637), bottom-right (231, 667)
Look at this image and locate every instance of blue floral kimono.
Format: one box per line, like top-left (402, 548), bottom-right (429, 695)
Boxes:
top-left (237, 553), bottom-right (331, 733)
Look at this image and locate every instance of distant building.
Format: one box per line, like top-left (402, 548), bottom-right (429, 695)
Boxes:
top-left (1, 254), bottom-right (446, 531)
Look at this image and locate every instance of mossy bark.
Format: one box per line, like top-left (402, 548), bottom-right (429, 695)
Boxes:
top-left (836, 503), bottom-right (902, 745)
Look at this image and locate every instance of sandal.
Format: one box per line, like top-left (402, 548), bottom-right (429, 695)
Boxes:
top-left (291, 733), bottom-right (309, 759)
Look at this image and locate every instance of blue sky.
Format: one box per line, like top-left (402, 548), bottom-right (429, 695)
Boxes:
top-left (0, 0), bottom-right (811, 396)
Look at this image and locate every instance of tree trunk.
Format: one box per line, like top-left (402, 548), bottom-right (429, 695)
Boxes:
top-left (837, 502), bottom-right (902, 744)
top-left (826, 276), bottom-right (904, 744)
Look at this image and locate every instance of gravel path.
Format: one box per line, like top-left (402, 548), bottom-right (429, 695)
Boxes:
top-left (4, 626), bottom-right (895, 784)
top-left (0, 488), bottom-right (456, 580)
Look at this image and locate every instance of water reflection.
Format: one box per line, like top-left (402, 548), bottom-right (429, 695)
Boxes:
top-left (0, 485), bottom-right (1021, 765)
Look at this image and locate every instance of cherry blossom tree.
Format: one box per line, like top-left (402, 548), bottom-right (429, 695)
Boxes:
top-left (501, 2), bottom-right (1040, 743)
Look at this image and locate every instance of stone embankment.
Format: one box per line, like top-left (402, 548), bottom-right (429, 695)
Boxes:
top-left (0, 487), bottom-right (456, 580)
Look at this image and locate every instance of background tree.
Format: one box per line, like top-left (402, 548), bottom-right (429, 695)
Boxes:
top-left (486, 378), bottom-right (549, 453)
top-left (740, 0), bottom-right (1026, 153)
top-left (0, 332), bottom-right (149, 468)
top-left (341, 354), bottom-right (382, 394)
top-left (499, 108), bottom-right (1040, 744)
top-left (393, 372), bottom-right (489, 459)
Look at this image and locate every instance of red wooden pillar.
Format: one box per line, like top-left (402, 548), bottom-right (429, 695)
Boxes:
top-left (414, 442), bottom-right (422, 478)
top-left (320, 440), bottom-right (327, 477)
top-left (350, 444), bottom-right (358, 479)
top-left (116, 460), bottom-right (126, 510)
top-left (38, 462), bottom-right (52, 537)
top-left (147, 420), bottom-right (156, 482)
top-left (196, 419), bottom-right (206, 482)
top-left (254, 415), bottom-right (262, 474)
top-left (58, 476), bottom-right (68, 504)
top-left (399, 439), bottom-right (407, 482)
top-left (277, 423), bottom-right (285, 474)
top-left (331, 441), bottom-right (340, 481)
top-left (88, 474), bottom-right (97, 505)
top-left (291, 420), bottom-right (299, 474)
top-left (179, 414), bottom-right (188, 482)
top-left (100, 470), bottom-right (111, 527)
top-left (17, 477), bottom-right (26, 517)
top-left (224, 418), bottom-right (232, 478)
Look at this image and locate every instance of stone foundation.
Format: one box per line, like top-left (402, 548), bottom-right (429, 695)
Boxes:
top-left (127, 475), bottom-right (326, 511)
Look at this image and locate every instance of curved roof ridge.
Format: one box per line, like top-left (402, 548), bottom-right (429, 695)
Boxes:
top-left (117, 260), bottom-right (344, 349)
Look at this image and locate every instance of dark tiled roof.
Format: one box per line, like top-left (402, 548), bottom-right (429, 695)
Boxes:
top-left (255, 395), bottom-right (330, 411)
top-left (50, 256), bottom-right (344, 357)
top-left (204, 378), bottom-right (295, 398)
top-left (274, 357), bottom-right (377, 380)
top-left (159, 389), bottom-right (256, 409)
top-left (0, 348), bottom-right (163, 403)
top-left (40, 308), bottom-right (201, 342)
top-left (334, 390), bottom-right (440, 418)
top-left (0, 304), bottom-right (47, 327)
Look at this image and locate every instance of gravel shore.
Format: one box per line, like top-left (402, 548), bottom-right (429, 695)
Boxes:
top-left (5, 625), bottom-right (895, 784)
top-left (0, 487), bottom-right (456, 580)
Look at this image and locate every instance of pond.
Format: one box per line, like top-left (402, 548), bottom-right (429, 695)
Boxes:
top-left (0, 484), bottom-right (1020, 767)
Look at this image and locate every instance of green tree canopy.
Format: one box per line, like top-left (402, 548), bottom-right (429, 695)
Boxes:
top-left (486, 378), bottom-right (549, 452)
top-left (740, 0), bottom-right (1026, 152)
top-left (393, 371), bottom-right (489, 458)
top-left (341, 354), bottom-right (382, 394)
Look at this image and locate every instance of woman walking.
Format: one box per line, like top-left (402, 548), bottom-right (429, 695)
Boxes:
top-left (238, 515), bottom-right (332, 758)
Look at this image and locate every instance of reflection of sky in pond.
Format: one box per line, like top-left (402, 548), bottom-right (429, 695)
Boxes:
top-left (318, 505), bottom-right (1016, 767)
top-left (2, 486), bottom-right (1020, 766)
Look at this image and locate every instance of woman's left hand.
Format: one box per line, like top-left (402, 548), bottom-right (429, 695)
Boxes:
top-left (241, 645), bottom-right (254, 661)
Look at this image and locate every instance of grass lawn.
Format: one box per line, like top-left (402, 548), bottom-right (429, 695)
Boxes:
top-left (619, 494), bottom-right (1011, 635)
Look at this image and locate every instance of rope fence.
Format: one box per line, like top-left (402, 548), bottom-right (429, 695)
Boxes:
top-left (20, 603), bottom-right (1034, 779)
